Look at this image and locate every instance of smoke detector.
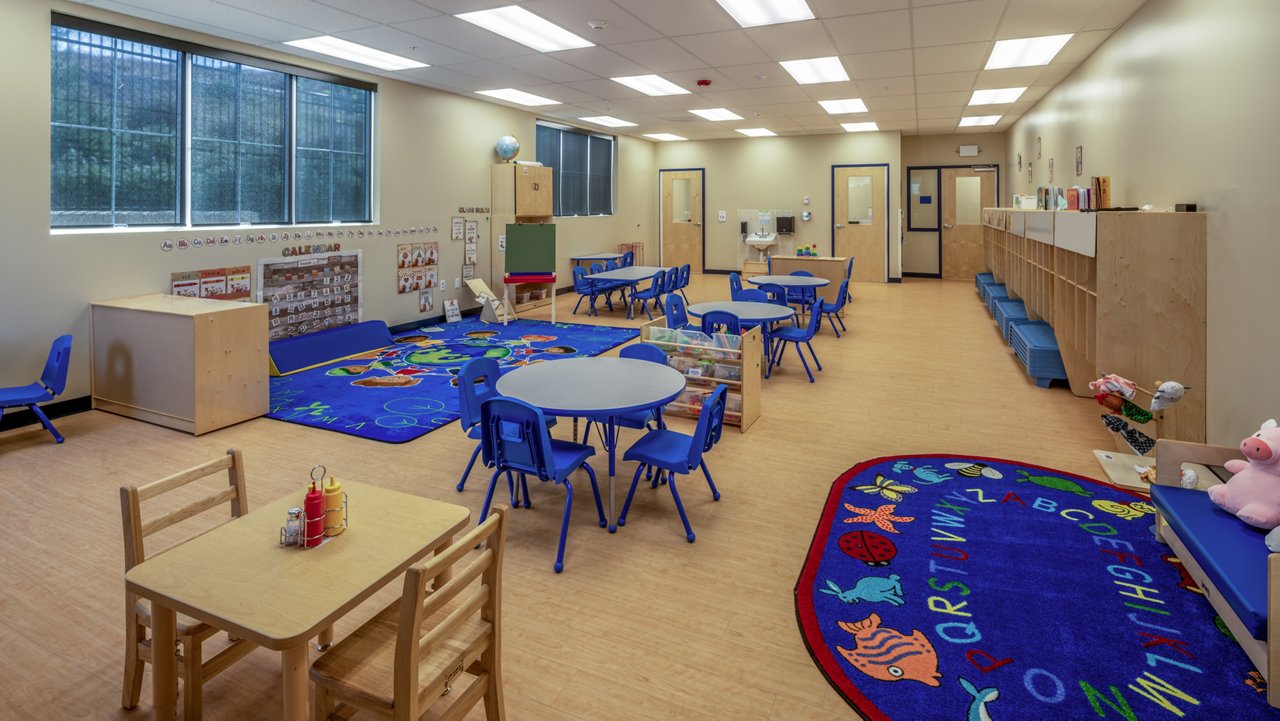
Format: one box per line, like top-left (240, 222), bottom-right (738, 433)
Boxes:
top-left (586, 19), bottom-right (609, 30)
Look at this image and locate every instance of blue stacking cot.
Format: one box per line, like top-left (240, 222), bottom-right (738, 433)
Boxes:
top-left (984, 284), bottom-right (1009, 316)
top-left (992, 298), bottom-right (1028, 342)
top-left (975, 272), bottom-right (995, 294)
top-left (1009, 320), bottom-right (1067, 388)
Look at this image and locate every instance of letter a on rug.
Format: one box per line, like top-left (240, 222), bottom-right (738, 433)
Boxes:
top-left (795, 455), bottom-right (1280, 720)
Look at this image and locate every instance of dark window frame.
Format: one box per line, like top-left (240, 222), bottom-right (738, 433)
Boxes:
top-left (535, 120), bottom-right (615, 218)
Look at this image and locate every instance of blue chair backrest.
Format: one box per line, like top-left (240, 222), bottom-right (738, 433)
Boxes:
top-left (573, 266), bottom-right (592, 293)
top-left (758, 282), bottom-right (787, 306)
top-left (799, 298), bottom-right (823, 338)
top-left (700, 311), bottom-right (741, 336)
top-left (766, 255), bottom-right (772, 273)
top-left (736, 289), bottom-right (767, 303)
top-left (605, 259), bottom-right (620, 271)
top-left (647, 269), bottom-right (666, 292)
top-left (589, 262), bottom-right (604, 275)
top-left (41, 335), bottom-right (73, 396)
top-left (620, 342), bottom-right (668, 365)
top-left (664, 293), bottom-right (690, 330)
top-left (480, 396), bottom-right (556, 481)
top-left (790, 270), bottom-right (814, 277)
top-left (621, 251), bottom-right (634, 267)
top-left (688, 385), bottom-right (728, 467)
top-left (664, 267), bottom-right (680, 294)
top-left (457, 357), bottom-right (501, 430)
top-left (728, 272), bottom-right (743, 300)
top-left (846, 255), bottom-right (855, 278)
top-left (827, 279), bottom-right (850, 310)
top-left (679, 264), bottom-right (691, 289)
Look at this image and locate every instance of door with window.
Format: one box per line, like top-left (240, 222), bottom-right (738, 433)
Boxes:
top-left (660, 169), bottom-right (703, 272)
top-left (833, 165), bottom-right (887, 282)
top-left (941, 167), bottom-right (997, 279)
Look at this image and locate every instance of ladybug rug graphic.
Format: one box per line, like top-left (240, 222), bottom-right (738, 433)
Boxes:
top-left (795, 455), bottom-right (1280, 721)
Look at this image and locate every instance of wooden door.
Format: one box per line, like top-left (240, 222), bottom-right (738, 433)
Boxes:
top-left (833, 165), bottom-right (887, 282)
top-left (941, 167), bottom-right (996, 279)
top-left (661, 170), bottom-right (703, 272)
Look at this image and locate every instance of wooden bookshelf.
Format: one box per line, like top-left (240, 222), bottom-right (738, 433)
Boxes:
top-left (639, 318), bottom-right (762, 432)
top-left (982, 208), bottom-right (1206, 442)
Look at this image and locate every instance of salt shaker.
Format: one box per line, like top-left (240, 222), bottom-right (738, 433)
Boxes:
top-left (284, 507), bottom-right (303, 546)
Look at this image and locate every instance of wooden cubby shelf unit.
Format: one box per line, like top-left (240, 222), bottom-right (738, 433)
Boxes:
top-left (639, 318), bottom-right (762, 432)
top-left (982, 208), bottom-right (1206, 442)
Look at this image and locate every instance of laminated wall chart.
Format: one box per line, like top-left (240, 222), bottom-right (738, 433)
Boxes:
top-left (257, 250), bottom-right (362, 341)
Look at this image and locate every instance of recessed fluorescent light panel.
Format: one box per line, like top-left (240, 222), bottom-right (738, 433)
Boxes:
top-left (715, 0), bottom-right (814, 28)
top-left (644, 133), bottom-right (687, 142)
top-left (456, 5), bottom-right (594, 52)
top-left (689, 108), bottom-right (743, 121)
top-left (985, 34), bottom-right (1072, 69)
top-left (580, 116), bottom-right (636, 127)
top-left (736, 128), bottom-right (776, 137)
top-left (969, 87), bottom-right (1027, 105)
top-left (612, 74), bottom-right (690, 96)
top-left (284, 36), bottom-right (427, 71)
top-left (958, 115), bottom-right (1002, 127)
top-left (818, 98), bottom-right (867, 115)
top-left (475, 88), bottom-right (559, 106)
top-left (779, 56), bottom-right (848, 85)
top-left (842, 122), bottom-right (879, 132)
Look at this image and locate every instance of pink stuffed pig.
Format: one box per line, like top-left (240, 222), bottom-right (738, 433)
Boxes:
top-left (1208, 419), bottom-right (1280, 529)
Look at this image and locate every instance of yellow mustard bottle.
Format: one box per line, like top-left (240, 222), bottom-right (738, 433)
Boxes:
top-left (323, 476), bottom-right (344, 536)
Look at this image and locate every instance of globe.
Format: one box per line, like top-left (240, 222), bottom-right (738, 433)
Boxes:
top-left (495, 135), bottom-right (520, 161)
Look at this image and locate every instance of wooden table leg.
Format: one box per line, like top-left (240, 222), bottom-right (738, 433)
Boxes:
top-left (282, 644), bottom-right (309, 721)
top-left (317, 626), bottom-right (333, 652)
top-left (151, 603), bottom-right (178, 721)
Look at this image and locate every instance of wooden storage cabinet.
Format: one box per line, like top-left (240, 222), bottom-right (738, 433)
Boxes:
top-left (982, 209), bottom-right (1206, 442)
top-left (91, 294), bottom-right (269, 435)
top-left (641, 321), bottom-right (762, 432)
top-left (491, 164), bottom-right (555, 300)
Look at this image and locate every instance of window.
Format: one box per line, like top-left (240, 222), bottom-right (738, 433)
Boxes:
top-left (535, 122), bottom-right (614, 216)
top-left (49, 16), bottom-right (374, 229)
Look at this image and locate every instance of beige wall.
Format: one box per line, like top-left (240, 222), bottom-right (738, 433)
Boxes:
top-left (653, 132), bottom-right (902, 276)
top-left (0, 0), bottom-right (655, 400)
top-left (1006, 0), bottom-right (1280, 444)
top-left (900, 133), bottom-right (1007, 275)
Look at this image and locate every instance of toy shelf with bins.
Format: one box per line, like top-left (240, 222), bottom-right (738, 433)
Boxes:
top-left (639, 318), bottom-right (762, 432)
top-left (982, 208), bottom-right (1206, 442)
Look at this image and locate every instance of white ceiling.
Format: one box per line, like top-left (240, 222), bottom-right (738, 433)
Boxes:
top-left (71, 0), bottom-right (1149, 140)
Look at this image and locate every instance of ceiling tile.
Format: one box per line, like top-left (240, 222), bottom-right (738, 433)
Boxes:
top-left (672, 30), bottom-right (771, 67)
top-left (564, 77), bottom-right (651, 100)
top-left (611, 0), bottom-right (738, 36)
top-left (522, 0), bottom-right (661, 44)
top-left (913, 43), bottom-right (990, 75)
top-left (824, 10), bottom-right (912, 54)
top-left (864, 94), bottom-right (915, 111)
top-left (876, 120), bottom-right (917, 131)
top-left (718, 63), bottom-right (797, 88)
top-left (857, 76), bottom-right (915, 97)
top-left (398, 15), bottom-right (533, 59)
top-left (912, 0), bottom-right (1005, 47)
top-left (996, 0), bottom-right (1106, 38)
top-left (744, 20), bottom-right (837, 61)
top-left (1032, 64), bottom-right (1076, 86)
top-left (844, 49), bottom-right (913, 80)
top-left (338, 26), bottom-right (476, 66)
top-left (414, 0), bottom-right (509, 13)
top-left (869, 108), bottom-right (915, 121)
top-left (215, 0), bottom-right (377, 34)
top-left (447, 60), bottom-right (552, 87)
top-left (553, 47), bottom-right (648, 77)
top-left (976, 66), bottom-right (1045, 87)
top-left (753, 85), bottom-right (816, 104)
top-left (693, 88), bottom-right (763, 106)
top-left (317, 0), bottom-right (438, 25)
top-left (523, 84), bottom-right (603, 105)
top-left (796, 116), bottom-right (844, 131)
top-left (916, 106), bottom-right (963, 120)
top-left (914, 71), bottom-right (976, 94)
top-left (398, 66), bottom-right (495, 93)
top-left (665, 67), bottom-right (741, 92)
top-left (495, 53), bottom-right (599, 83)
top-left (102, 0), bottom-right (309, 41)
top-left (611, 38), bottom-right (707, 72)
top-left (917, 120), bottom-right (960, 132)
top-left (812, 0), bottom-right (908, 16)
top-left (916, 91), bottom-right (970, 108)
top-left (90, 0), bottom-right (276, 44)
top-left (1083, 0), bottom-right (1148, 31)
top-left (1053, 30), bottom-right (1112, 63)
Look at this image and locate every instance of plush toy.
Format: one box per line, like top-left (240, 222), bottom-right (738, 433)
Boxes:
top-left (1208, 419), bottom-right (1280, 529)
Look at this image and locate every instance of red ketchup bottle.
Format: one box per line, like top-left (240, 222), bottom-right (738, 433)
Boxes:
top-left (304, 481), bottom-right (324, 547)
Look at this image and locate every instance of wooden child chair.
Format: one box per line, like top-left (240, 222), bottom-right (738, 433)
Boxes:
top-left (310, 507), bottom-right (508, 721)
top-left (119, 449), bottom-right (257, 720)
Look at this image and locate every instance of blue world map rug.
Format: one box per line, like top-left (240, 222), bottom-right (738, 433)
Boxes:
top-left (267, 318), bottom-right (637, 443)
top-left (795, 454), bottom-right (1280, 720)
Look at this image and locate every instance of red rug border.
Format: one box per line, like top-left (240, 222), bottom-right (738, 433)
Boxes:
top-left (792, 453), bottom-right (1146, 719)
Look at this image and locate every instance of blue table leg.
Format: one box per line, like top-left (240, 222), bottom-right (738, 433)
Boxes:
top-left (606, 416), bottom-right (619, 532)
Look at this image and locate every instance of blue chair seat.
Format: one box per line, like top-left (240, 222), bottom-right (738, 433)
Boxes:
top-left (0, 382), bottom-right (54, 406)
top-left (770, 325), bottom-right (810, 343)
top-left (1151, 485), bottom-right (1269, 639)
top-left (623, 428), bottom-right (696, 469)
top-left (547, 439), bottom-right (596, 482)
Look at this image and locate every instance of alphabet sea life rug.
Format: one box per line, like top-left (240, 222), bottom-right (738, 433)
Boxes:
top-left (795, 455), bottom-right (1280, 720)
top-left (267, 319), bottom-right (637, 443)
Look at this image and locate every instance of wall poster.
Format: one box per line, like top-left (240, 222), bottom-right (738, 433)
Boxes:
top-left (257, 250), bottom-right (362, 341)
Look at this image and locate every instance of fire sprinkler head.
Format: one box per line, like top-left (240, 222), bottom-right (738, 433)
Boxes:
top-left (587, 19), bottom-right (609, 30)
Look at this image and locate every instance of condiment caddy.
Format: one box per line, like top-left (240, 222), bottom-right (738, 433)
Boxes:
top-left (280, 465), bottom-right (348, 548)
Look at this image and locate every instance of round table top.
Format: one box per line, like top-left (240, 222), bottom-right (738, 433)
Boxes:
top-left (496, 357), bottom-right (685, 416)
top-left (686, 301), bottom-right (795, 323)
top-left (747, 275), bottom-right (831, 288)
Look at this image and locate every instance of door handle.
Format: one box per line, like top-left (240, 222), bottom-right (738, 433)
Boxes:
top-left (943, 223), bottom-right (953, 229)
top-left (834, 223), bottom-right (845, 229)
top-left (693, 222), bottom-right (702, 227)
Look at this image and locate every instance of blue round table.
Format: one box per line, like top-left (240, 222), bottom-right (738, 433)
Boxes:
top-left (496, 357), bottom-right (685, 531)
top-left (746, 275), bottom-right (830, 289)
top-left (686, 300), bottom-right (795, 323)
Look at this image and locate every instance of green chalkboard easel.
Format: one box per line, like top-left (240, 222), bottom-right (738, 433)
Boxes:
top-left (504, 223), bottom-right (556, 274)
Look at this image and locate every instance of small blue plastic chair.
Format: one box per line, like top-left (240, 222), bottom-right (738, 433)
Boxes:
top-left (735, 289), bottom-right (767, 303)
top-left (605, 259), bottom-right (619, 271)
top-left (619, 384), bottom-right (728, 542)
top-left (768, 299), bottom-right (823, 382)
top-left (479, 397), bottom-right (604, 573)
top-left (678, 264), bottom-right (692, 303)
top-left (845, 256), bottom-right (855, 302)
top-left (663, 267), bottom-right (681, 298)
top-left (630, 269), bottom-right (666, 320)
top-left (728, 272), bottom-right (743, 300)
top-left (819, 279), bottom-right (850, 337)
top-left (454, 358), bottom-right (553, 494)
top-left (664, 293), bottom-right (690, 330)
top-left (700, 311), bottom-right (741, 336)
top-left (571, 266), bottom-right (602, 316)
top-left (787, 270), bottom-right (817, 309)
top-left (0, 335), bottom-right (72, 443)
top-left (582, 343), bottom-right (668, 449)
top-left (621, 250), bottom-right (634, 267)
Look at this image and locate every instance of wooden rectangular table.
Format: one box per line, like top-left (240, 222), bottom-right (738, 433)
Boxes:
top-left (124, 481), bottom-right (470, 721)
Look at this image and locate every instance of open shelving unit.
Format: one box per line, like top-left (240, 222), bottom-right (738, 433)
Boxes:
top-left (982, 207), bottom-right (1206, 442)
top-left (639, 318), bottom-right (762, 432)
